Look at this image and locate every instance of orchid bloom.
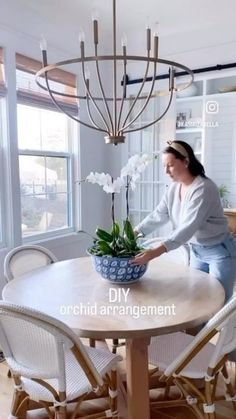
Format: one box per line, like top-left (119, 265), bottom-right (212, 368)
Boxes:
top-left (86, 172), bottom-right (111, 186)
top-left (121, 153), bottom-right (156, 190)
top-left (86, 153), bottom-right (157, 193)
top-left (86, 172), bottom-right (124, 194)
top-left (103, 177), bottom-right (124, 193)
top-left (86, 153), bottom-right (157, 224)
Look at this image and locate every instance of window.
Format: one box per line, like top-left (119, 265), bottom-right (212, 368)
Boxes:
top-left (124, 91), bottom-right (173, 238)
top-left (126, 97), bottom-right (165, 229)
top-left (0, 47), bottom-right (7, 246)
top-left (16, 54), bottom-right (78, 239)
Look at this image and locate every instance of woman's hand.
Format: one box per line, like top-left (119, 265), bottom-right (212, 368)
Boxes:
top-left (130, 244), bottom-right (167, 265)
top-left (130, 249), bottom-right (156, 265)
top-left (133, 228), bottom-right (143, 238)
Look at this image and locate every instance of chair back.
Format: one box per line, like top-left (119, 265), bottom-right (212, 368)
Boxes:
top-left (142, 237), bottom-right (190, 266)
top-left (0, 301), bottom-right (103, 391)
top-left (163, 294), bottom-right (236, 378)
top-left (4, 245), bottom-right (58, 282)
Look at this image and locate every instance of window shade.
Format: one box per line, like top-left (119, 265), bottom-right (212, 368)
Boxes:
top-left (0, 47), bottom-right (7, 97)
top-left (16, 53), bottom-right (78, 115)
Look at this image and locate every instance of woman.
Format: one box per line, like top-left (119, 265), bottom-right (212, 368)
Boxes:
top-left (132, 140), bottom-right (236, 302)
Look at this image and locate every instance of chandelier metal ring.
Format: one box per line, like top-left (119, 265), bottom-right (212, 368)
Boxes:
top-left (36, 57), bottom-right (194, 100)
top-left (36, 0), bottom-right (194, 145)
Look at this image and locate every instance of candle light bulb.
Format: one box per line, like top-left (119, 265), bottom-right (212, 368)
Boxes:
top-left (121, 34), bottom-right (128, 47)
top-left (92, 9), bottom-right (99, 21)
top-left (40, 36), bottom-right (47, 51)
top-left (154, 21), bottom-right (159, 35)
top-left (85, 68), bottom-right (90, 80)
top-left (79, 29), bottom-right (85, 43)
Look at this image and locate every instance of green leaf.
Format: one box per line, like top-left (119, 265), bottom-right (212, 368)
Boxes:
top-left (97, 240), bottom-right (114, 255)
top-left (127, 239), bottom-right (138, 251)
top-left (95, 228), bottom-right (113, 243)
top-left (112, 222), bottom-right (120, 238)
top-left (124, 219), bottom-right (135, 241)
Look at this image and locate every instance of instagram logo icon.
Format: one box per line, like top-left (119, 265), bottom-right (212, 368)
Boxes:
top-left (206, 101), bottom-right (219, 114)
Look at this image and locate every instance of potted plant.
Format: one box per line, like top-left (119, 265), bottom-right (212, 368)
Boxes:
top-left (83, 154), bottom-right (157, 283)
top-left (218, 184), bottom-right (229, 207)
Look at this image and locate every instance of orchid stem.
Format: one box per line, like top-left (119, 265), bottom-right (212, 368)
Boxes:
top-left (126, 176), bottom-right (129, 220)
top-left (111, 192), bottom-right (115, 227)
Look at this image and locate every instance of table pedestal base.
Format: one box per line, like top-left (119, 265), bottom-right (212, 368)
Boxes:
top-left (126, 337), bottom-right (151, 419)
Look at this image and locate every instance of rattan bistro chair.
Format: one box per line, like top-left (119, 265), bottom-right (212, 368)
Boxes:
top-left (148, 294), bottom-right (236, 419)
top-left (0, 301), bottom-right (121, 419)
top-left (3, 245), bottom-right (58, 378)
top-left (4, 244), bottom-right (58, 282)
top-left (3, 246), bottom-right (97, 360)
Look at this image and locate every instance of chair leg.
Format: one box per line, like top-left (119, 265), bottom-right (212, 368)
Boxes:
top-left (89, 338), bottom-right (96, 347)
top-left (222, 364), bottom-right (236, 410)
top-left (55, 391), bottom-right (67, 419)
top-left (10, 389), bottom-right (28, 419)
top-left (111, 339), bottom-right (125, 354)
top-left (204, 378), bottom-right (216, 419)
top-left (112, 339), bottom-right (118, 354)
top-left (110, 368), bottom-right (118, 416)
top-left (55, 406), bottom-right (67, 419)
top-left (174, 378), bottom-right (205, 419)
top-left (17, 397), bottom-right (30, 419)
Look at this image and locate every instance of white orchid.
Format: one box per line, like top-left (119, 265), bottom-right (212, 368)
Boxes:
top-left (85, 153), bottom-right (158, 228)
top-left (103, 177), bottom-right (124, 193)
top-left (121, 153), bottom-right (157, 190)
top-left (121, 154), bottom-right (153, 176)
top-left (86, 153), bottom-right (158, 194)
top-left (86, 172), bottom-right (124, 194)
top-left (86, 172), bottom-right (111, 186)
top-left (129, 173), bottom-right (140, 191)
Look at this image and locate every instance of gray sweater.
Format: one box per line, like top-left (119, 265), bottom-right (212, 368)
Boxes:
top-left (136, 176), bottom-right (229, 251)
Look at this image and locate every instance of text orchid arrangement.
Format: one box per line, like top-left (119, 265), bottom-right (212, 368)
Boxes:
top-left (86, 153), bottom-right (157, 258)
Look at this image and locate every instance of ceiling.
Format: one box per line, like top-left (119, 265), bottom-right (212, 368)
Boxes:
top-left (1, 0), bottom-right (236, 71)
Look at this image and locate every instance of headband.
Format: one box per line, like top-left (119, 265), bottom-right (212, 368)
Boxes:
top-left (167, 140), bottom-right (188, 158)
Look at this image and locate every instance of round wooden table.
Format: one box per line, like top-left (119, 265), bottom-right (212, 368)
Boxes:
top-left (2, 256), bottom-right (225, 419)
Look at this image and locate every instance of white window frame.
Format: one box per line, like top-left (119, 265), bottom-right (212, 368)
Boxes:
top-left (14, 49), bottom-right (80, 242)
top-left (19, 145), bottom-right (75, 243)
top-left (0, 99), bottom-right (6, 248)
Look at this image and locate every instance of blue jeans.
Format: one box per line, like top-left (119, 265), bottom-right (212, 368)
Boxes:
top-left (190, 234), bottom-right (236, 302)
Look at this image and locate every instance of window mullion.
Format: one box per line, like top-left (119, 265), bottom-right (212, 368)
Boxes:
top-left (4, 47), bottom-right (22, 247)
top-left (19, 149), bottom-right (70, 158)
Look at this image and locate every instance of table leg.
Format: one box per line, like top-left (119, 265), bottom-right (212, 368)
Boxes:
top-left (126, 337), bottom-right (151, 419)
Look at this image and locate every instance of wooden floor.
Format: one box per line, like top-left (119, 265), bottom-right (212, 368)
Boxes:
top-left (1, 356), bottom-right (236, 419)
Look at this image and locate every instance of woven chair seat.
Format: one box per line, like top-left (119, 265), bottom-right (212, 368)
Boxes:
top-left (9, 345), bottom-right (121, 403)
top-left (149, 332), bottom-right (215, 379)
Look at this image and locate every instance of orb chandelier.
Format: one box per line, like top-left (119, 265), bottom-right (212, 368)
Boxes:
top-left (36, 0), bottom-right (193, 145)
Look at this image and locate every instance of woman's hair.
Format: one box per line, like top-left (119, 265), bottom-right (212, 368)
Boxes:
top-left (163, 140), bottom-right (206, 178)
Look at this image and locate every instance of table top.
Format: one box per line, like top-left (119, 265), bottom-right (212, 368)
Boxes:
top-left (224, 208), bottom-right (236, 215)
top-left (2, 256), bottom-right (225, 339)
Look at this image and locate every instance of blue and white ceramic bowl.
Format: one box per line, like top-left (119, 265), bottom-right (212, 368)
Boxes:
top-left (88, 253), bottom-right (148, 284)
